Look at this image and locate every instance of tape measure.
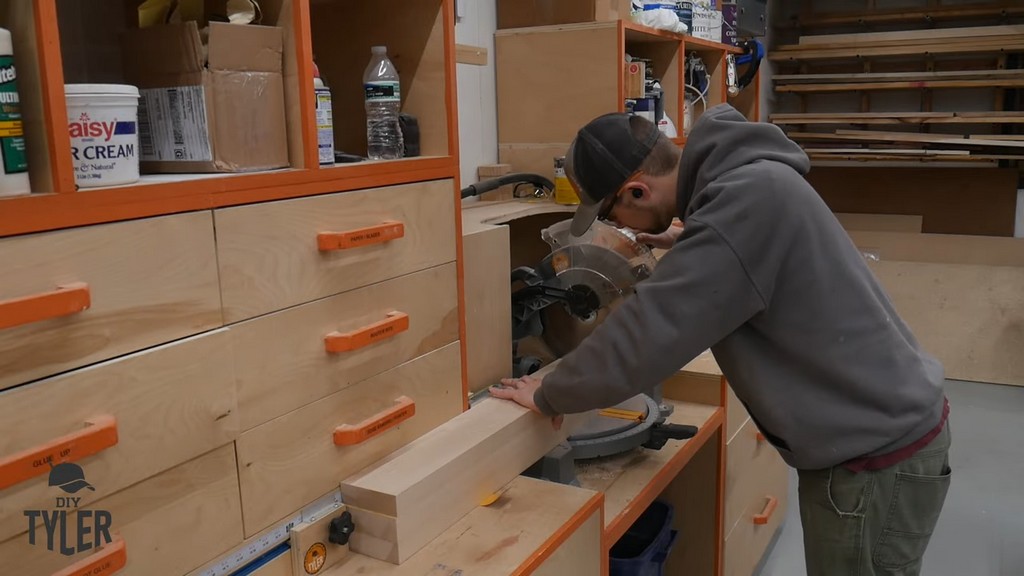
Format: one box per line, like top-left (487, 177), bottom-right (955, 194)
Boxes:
top-left (195, 489), bottom-right (344, 576)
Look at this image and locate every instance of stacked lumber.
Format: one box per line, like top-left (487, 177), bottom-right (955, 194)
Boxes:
top-left (785, 128), bottom-right (1024, 163)
top-left (791, 2), bottom-right (1024, 29)
top-left (769, 25), bottom-right (1024, 62)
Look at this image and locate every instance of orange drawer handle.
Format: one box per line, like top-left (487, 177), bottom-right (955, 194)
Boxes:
top-left (334, 396), bottom-right (416, 446)
top-left (0, 415), bottom-right (118, 491)
top-left (753, 496), bottom-right (778, 525)
top-left (52, 536), bottom-right (126, 576)
top-left (0, 282), bottom-right (91, 331)
top-left (324, 311), bottom-right (409, 353)
top-left (317, 221), bottom-right (405, 251)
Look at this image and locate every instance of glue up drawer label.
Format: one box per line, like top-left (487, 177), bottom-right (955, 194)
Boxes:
top-left (138, 86), bottom-right (213, 162)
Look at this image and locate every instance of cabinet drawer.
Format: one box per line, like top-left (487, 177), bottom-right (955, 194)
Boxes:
top-left (215, 179), bottom-right (457, 323)
top-left (232, 263), bottom-right (459, 431)
top-left (0, 444), bottom-right (243, 575)
top-left (0, 331), bottom-right (238, 543)
top-left (236, 342), bottom-right (463, 537)
top-left (724, 474), bottom-right (787, 576)
top-left (0, 212), bottom-right (222, 391)
top-left (725, 418), bottom-right (788, 539)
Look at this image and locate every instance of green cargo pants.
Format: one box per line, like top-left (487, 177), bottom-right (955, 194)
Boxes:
top-left (797, 423), bottom-right (952, 576)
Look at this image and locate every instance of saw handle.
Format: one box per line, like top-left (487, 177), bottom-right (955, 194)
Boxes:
top-left (642, 423), bottom-right (698, 451)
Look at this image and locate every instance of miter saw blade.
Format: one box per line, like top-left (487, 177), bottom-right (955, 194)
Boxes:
top-left (537, 220), bottom-right (658, 355)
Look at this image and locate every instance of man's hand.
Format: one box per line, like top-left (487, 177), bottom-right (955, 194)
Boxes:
top-left (636, 220), bottom-right (684, 250)
top-left (490, 375), bottom-right (565, 431)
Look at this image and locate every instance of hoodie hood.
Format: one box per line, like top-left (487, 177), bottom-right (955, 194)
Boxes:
top-left (677, 104), bottom-right (810, 215)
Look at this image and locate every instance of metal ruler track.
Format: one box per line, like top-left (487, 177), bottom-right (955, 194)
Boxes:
top-left (195, 489), bottom-right (344, 576)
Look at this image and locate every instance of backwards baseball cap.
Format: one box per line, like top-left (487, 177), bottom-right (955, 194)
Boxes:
top-left (566, 113), bottom-right (661, 237)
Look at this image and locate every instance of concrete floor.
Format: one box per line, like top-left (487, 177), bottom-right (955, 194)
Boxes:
top-left (758, 380), bottom-right (1024, 576)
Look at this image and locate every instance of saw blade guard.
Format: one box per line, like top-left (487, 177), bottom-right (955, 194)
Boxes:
top-left (535, 220), bottom-right (658, 356)
top-left (540, 220), bottom-right (657, 289)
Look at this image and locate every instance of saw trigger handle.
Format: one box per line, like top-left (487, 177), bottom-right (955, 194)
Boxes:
top-left (642, 424), bottom-right (699, 451)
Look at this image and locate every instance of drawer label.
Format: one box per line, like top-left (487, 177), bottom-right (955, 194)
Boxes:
top-left (21, 462), bottom-right (116, 559)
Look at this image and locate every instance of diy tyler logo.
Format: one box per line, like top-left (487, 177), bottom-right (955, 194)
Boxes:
top-left (24, 462), bottom-right (114, 556)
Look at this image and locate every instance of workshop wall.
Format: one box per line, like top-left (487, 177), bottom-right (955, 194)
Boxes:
top-left (456, 0), bottom-right (499, 188)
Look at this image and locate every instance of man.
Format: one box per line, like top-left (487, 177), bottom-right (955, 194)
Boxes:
top-left (491, 104), bottom-right (951, 576)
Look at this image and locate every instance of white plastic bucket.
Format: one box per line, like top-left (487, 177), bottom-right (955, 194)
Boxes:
top-left (65, 84), bottom-right (140, 188)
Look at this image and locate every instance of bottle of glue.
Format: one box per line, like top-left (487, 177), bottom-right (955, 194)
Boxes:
top-left (0, 27), bottom-right (29, 197)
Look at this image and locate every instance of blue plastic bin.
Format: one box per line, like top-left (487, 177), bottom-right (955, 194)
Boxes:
top-left (609, 500), bottom-right (679, 576)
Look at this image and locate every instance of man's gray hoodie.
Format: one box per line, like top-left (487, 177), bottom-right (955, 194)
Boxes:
top-left (534, 104), bottom-right (946, 471)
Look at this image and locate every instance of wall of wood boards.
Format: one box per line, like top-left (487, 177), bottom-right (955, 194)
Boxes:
top-left (845, 231), bottom-right (1024, 387)
top-left (808, 167), bottom-right (1019, 236)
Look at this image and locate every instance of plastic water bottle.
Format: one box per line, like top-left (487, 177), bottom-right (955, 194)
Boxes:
top-left (363, 46), bottom-right (403, 160)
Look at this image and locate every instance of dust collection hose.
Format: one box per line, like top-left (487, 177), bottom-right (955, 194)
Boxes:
top-left (460, 173), bottom-right (554, 199)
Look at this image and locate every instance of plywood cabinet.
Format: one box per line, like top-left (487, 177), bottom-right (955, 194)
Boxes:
top-left (496, 20), bottom-right (753, 182)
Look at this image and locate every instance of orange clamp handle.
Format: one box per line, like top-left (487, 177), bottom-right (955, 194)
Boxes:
top-left (324, 311), bottom-right (409, 353)
top-left (334, 396), bottom-right (415, 446)
top-left (0, 415), bottom-right (118, 491)
top-left (753, 496), bottom-right (778, 525)
top-left (52, 536), bottom-right (126, 576)
top-left (317, 221), bottom-right (404, 251)
top-left (0, 282), bottom-right (91, 331)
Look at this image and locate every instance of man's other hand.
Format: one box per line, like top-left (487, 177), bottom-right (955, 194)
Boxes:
top-left (491, 375), bottom-right (564, 430)
top-left (636, 220), bottom-right (684, 249)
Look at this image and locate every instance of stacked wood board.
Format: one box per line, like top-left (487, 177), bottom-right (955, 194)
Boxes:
top-left (768, 24), bottom-right (1024, 164)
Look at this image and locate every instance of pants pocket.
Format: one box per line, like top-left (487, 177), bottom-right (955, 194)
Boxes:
top-left (873, 466), bottom-right (952, 570)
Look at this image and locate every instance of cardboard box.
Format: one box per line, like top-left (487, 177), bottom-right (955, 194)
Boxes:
top-left (691, 7), bottom-right (723, 43)
top-left (122, 21), bottom-right (289, 173)
top-left (497, 0), bottom-right (633, 29)
top-left (625, 60), bottom-right (646, 99)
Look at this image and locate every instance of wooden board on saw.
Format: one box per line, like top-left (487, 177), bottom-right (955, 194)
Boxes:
top-left (323, 476), bottom-right (603, 576)
top-left (339, 360), bottom-right (583, 564)
top-left (768, 39), bottom-right (1024, 61)
top-left (806, 167), bottom-right (1019, 237)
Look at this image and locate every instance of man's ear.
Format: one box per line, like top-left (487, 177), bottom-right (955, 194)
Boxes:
top-left (622, 180), bottom-right (652, 205)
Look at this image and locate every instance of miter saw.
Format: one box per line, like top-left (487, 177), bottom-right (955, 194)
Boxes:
top-left (509, 218), bottom-right (698, 485)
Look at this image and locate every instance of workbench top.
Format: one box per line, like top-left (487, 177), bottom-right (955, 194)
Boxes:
top-left (323, 476), bottom-right (602, 575)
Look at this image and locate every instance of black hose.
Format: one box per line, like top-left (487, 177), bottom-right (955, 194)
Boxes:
top-left (460, 173), bottom-right (554, 199)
